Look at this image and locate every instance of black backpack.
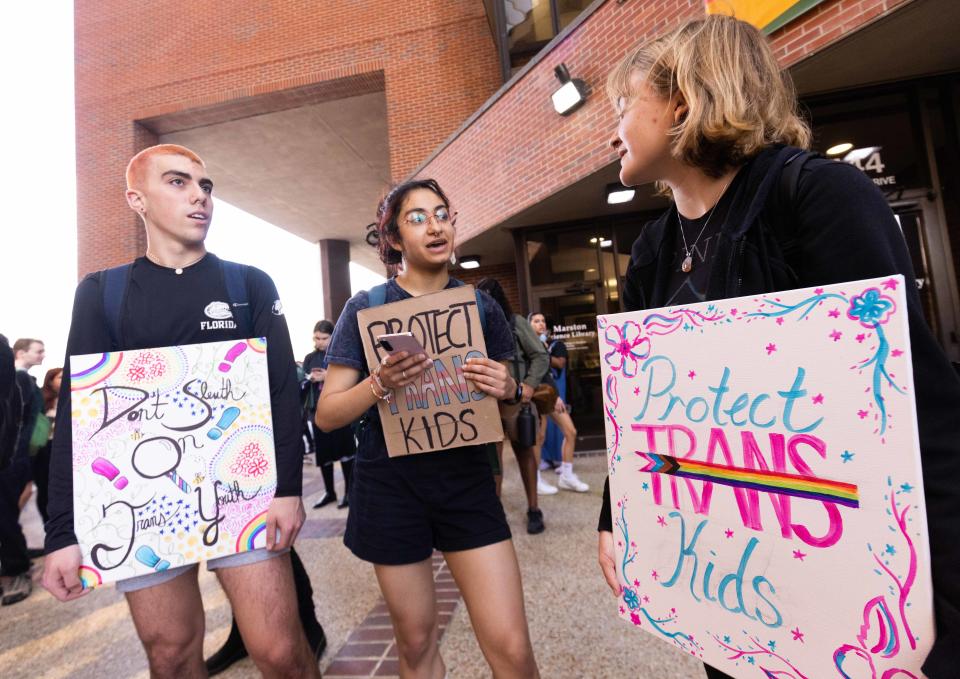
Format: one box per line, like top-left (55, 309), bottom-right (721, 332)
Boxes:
top-left (98, 258), bottom-right (253, 348)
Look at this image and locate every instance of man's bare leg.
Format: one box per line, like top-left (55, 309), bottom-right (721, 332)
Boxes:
top-left (217, 552), bottom-right (320, 679)
top-left (125, 567), bottom-right (206, 679)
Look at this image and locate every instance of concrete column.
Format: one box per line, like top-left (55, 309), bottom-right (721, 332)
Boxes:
top-left (319, 239), bottom-right (352, 321)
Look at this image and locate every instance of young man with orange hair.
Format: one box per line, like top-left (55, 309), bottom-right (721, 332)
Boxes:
top-left (42, 144), bottom-right (322, 678)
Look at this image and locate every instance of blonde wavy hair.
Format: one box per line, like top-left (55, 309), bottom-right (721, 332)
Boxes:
top-left (608, 14), bottom-right (811, 177)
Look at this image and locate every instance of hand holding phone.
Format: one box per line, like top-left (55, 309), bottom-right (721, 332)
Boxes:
top-left (374, 333), bottom-right (432, 391)
top-left (377, 332), bottom-right (427, 357)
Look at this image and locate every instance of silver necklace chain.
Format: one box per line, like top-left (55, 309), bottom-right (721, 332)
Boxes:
top-left (145, 250), bottom-right (206, 275)
top-left (677, 175), bottom-right (734, 273)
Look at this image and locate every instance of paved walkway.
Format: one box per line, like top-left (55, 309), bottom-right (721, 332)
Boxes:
top-left (1, 450), bottom-right (706, 678)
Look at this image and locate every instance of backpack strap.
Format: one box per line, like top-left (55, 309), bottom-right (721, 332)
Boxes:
top-left (367, 283), bottom-right (388, 308)
top-left (772, 149), bottom-right (819, 275)
top-left (473, 290), bottom-right (487, 337)
top-left (221, 260), bottom-right (253, 338)
top-left (100, 263), bottom-right (133, 350)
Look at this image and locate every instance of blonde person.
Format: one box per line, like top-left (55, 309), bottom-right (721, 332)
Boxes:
top-left (528, 313), bottom-right (587, 493)
top-left (595, 15), bottom-right (960, 679)
top-left (315, 179), bottom-right (539, 679)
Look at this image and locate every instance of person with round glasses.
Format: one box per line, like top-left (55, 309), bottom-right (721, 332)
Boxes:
top-left (315, 179), bottom-right (540, 678)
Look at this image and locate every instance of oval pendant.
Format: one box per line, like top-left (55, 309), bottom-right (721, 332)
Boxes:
top-left (681, 256), bottom-right (693, 273)
top-left (175, 268), bottom-right (184, 275)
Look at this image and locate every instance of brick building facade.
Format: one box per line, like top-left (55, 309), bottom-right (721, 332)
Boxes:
top-left (75, 0), bottom-right (502, 275)
top-left (76, 0), bottom-right (959, 447)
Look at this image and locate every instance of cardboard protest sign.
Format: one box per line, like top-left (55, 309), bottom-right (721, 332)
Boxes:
top-left (70, 338), bottom-right (276, 588)
top-left (357, 285), bottom-right (503, 456)
top-left (599, 276), bottom-right (934, 677)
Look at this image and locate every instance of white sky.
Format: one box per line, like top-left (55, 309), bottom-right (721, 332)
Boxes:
top-left (0, 2), bottom-right (383, 376)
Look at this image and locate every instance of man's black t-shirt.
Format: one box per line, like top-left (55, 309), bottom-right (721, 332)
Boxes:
top-left (663, 171), bottom-right (744, 306)
top-left (45, 253), bottom-right (302, 553)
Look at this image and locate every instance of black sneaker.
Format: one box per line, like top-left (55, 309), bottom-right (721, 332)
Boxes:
top-left (526, 508), bottom-right (545, 535)
top-left (304, 621), bottom-right (327, 660)
top-left (312, 492), bottom-right (337, 509)
top-left (1, 573), bottom-right (33, 606)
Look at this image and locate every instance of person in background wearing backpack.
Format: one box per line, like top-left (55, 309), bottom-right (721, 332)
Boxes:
top-left (597, 15), bottom-right (960, 679)
top-left (528, 313), bottom-right (588, 494)
top-left (476, 278), bottom-right (552, 534)
top-left (13, 338), bottom-right (45, 511)
top-left (41, 144), bottom-right (322, 678)
top-left (303, 319), bottom-right (355, 510)
top-left (32, 366), bottom-right (63, 525)
top-left (315, 179), bottom-right (540, 679)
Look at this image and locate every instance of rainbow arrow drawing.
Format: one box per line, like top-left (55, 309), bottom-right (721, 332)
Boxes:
top-left (635, 452), bottom-right (860, 508)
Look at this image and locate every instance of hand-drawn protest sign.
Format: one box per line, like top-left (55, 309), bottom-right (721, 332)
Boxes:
top-left (357, 285), bottom-right (504, 456)
top-left (599, 277), bottom-right (934, 677)
top-left (70, 338), bottom-right (276, 588)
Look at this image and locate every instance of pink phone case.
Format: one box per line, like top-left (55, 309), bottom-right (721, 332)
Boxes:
top-left (377, 332), bottom-right (427, 356)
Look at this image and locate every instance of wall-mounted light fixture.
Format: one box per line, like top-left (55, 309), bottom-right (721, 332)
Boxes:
top-left (551, 63), bottom-right (588, 116)
top-left (460, 255), bottom-right (481, 270)
top-left (606, 183), bottom-right (635, 204)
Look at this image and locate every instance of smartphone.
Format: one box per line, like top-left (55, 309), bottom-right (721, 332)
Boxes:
top-left (377, 332), bottom-right (427, 357)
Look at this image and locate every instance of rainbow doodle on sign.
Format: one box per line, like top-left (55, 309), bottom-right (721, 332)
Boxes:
top-left (71, 352), bottom-right (123, 391)
top-left (599, 276), bottom-right (933, 678)
top-left (635, 451), bottom-right (860, 508)
top-left (236, 511), bottom-right (268, 552)
top-left (70, 338), bottom-right (276, 589)
top-left (78, 565), bottom-right (102, 590)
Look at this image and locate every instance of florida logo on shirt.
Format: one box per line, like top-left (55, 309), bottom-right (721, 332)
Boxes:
top-left (204, 301), bottom-right (233, 320)
top-left (201, 300), bottom-right (237, 330)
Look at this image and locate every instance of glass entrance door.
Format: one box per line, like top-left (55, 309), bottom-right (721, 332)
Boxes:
top-left (532, 287), bottom-right (605, 451)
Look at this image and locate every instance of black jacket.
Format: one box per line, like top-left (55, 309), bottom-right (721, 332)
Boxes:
top-left (0, 338), bottom-right (19, 470)
top-left (599, 145), bottom-right (960, 676)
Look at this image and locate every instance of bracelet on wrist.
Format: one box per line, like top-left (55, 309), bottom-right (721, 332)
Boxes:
top-left (369, 375), bottom-right (391, 402)
top-left (371, 370), bottom-right (389, 394)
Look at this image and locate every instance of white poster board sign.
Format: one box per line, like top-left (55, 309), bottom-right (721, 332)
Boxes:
top-left (599, 276), bottom-right (934, 677)
top-left (70, 338), bottom-right (276, 588)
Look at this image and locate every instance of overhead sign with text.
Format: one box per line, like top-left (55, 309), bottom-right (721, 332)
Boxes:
top-left (599, 276), bottom-right (933, 677)
top-left (70, 338), bottom-right (276, 588)
top-left (357, 285), bottom-right (503, 456)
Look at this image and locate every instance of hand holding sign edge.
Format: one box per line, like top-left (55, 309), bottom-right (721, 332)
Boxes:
top-left (265, 496), bottom-right (305, 551)
top-left (42, 544), bottom-right (90, 602)
top-left (462, 357), bottom-right (516, 400)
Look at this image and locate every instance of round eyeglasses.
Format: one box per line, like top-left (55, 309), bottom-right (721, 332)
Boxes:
top-left (403, 207), bottom-right (456, 227)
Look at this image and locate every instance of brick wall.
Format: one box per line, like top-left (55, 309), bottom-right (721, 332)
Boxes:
top-left (75, 0), bottom-right (501, 276)
top-left (455, 262), bottom-right (523, 317)
top-left (415, 0), bottom-right (915, 246)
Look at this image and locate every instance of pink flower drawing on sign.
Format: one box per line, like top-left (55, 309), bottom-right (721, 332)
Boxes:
top-left (126, 351), bottom-right (168, 383)
top-left (230, 441), bottom-right (269, 478)
top-left (603, 321), bottom-right (651, 379)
